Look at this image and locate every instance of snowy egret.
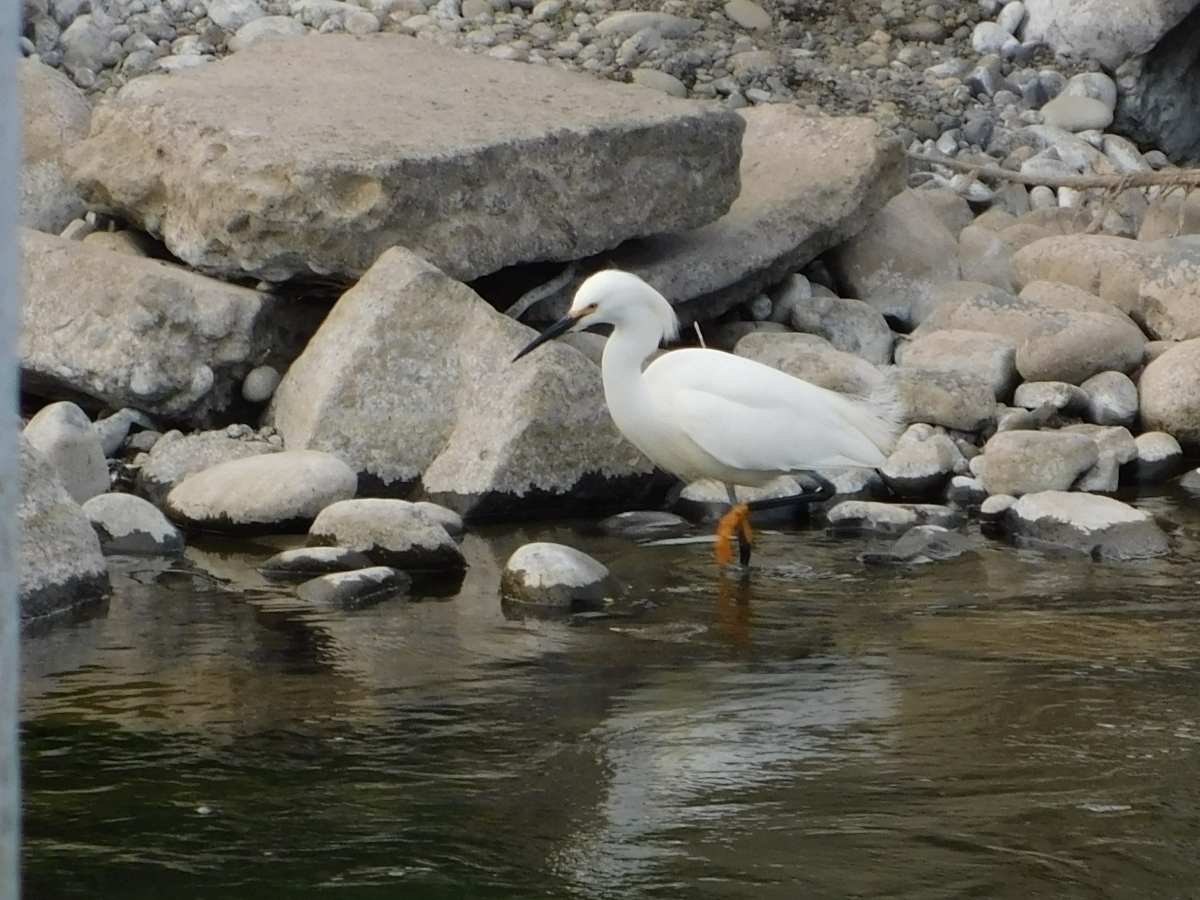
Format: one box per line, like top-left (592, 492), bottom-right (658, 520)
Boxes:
top-left (514, 270), bottom-right (902, 566)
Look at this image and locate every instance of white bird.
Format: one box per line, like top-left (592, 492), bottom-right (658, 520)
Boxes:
top-left (514, 270), bottom-right (902, 566)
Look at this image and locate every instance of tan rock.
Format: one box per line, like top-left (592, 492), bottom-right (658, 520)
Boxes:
top-left (1009, 233), bottom-right (1158, 314)
top-left (19, 58), bottom-right (91, 233)
top-left (896, 329), bottom-right (1018, 399)
top-left (827, 187), bottom-right (961, 328)
top-left (611, 106), bottom-right (905, 322)
top-left (1137, 237), bottom-right (1200, 340)
top-left (734, 331), bottom-right (882, 396)
top-left (1138, 187), bottom-right (1200, 242)
top-left (1016, 310), bottom-right (1145, 383)
top-left (67, 34), bottom-right (743, 283)
top-left (1138, 337), bottom-right (1200, 449)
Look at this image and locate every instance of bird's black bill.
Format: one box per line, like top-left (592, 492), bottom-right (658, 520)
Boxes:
top-left (512, 314), bottom-right (577, 362)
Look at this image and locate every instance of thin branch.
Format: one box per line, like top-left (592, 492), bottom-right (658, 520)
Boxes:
top-left (907, 150), bottom-right (1200, 190)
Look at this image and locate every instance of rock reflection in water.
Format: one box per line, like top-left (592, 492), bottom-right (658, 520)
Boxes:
top-left (558, 656), bottom-right (897, 895)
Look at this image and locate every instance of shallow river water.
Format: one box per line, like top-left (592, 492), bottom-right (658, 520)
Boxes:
top-left (20, 490), bottom-right (1200, 899)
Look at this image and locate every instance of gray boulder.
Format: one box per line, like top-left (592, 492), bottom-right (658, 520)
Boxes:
top-left (896, 329), bottom-right (1018, 399)
top-left (788, 293), bottom-right (894, 365)
top-left (1138, 237), bottom-right (1200, 340)
top-left (19, 58), bottom-right (89, 233)
top-left (1012, 380), bottom-right (1089, 414)
top-left (1138, 337), bottom-right (1200, 448)
top-left (610, 106), bottom-right (905, 323)
top-left (295, 566), bottom-right (411, 610)
top-left (735, 332), bottom-right (882, 396)
top-left (894, 368), bottom-right (998, 432)
top-left (1015, 310), bottom-right (1145, 383)
top-left (165, 450), bottom-right (357, 532)
top-left (1005, 490), bottom-right (1169, 559)
top-left (67, 34), bottom-right (742, 282)
top-left (308, 498), bottom-right (466, 579)
top-left (18, 437), bottom-right (110, 627)
top-left (271, 248), bottom-right (661, 516)
top-left (958, 224), bottom-right (1014, 291)
top-left (81, 492), bottom-right (184, 555)
top-left (500, 542), bottom-right (618, 610)
top-left (1080, 370), bottom-right (1140, 426)
top-left (973, 430), bottom-right (1099, 495)
top-left (136, 429), bottom-right (280, 505)
top-left (827, 188), bottom-right (962, 328)
top-left (22, 401), bottom-right (108, 503)
top-left (20, 228), bottom-right (319, 425)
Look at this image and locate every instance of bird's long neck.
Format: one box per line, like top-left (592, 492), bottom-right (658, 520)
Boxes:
top-left (599, 311), bottom-right (665, 430)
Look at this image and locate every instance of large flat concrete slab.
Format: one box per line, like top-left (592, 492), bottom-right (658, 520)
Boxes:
top-left (67, 34), bottom-right (745, 282)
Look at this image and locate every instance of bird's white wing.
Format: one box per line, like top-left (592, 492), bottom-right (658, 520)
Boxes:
top-left (672, 387), bottom-right (889, 473)
top-left (646, 349), bottom-right (897, 472)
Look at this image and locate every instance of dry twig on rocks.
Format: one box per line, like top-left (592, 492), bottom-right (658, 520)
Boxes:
top-left (906, 150), bottom-right (1200, 191)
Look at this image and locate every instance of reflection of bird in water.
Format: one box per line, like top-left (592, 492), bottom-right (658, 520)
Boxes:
top-left (515, 270), bottom-right (902, 566)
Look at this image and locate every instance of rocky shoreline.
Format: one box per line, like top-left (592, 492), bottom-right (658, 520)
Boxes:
top-left (16, 0), bottom-right (1200, 626)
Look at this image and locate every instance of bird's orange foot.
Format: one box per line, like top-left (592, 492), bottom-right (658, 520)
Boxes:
top-left (714, 503), bottom-right (755, 566)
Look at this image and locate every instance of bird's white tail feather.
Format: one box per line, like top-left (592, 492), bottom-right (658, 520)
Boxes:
top-left (839, 370), bottom-right (906, 458)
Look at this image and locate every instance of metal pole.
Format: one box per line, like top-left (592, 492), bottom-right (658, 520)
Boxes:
top-left (0, 0), bottom-right (23, 892)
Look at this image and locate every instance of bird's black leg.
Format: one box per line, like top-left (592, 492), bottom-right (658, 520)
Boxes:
top-left (743, 472), bottom-right (836, 514)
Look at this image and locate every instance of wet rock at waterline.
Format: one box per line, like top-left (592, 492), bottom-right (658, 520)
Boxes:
top-left (599, 511), bottom-right (691, 541)
top-left (308, 499), bottom-right (466, 579)
top-left (165, 450), bottom-right (357, 533)
top-left (1129, 432), bottom-right (1184, 484)
top-left (19, 228), bottom-right (319, 425)
top-left (859, 524), bottom-right (977, 566)
top-left (260, 546), bottom-right (376, 580)
top-left (973, 431), bottom-right (1100, 496)
top-left (19, 58), bottom-right (89, 233)
top-left (826, 501), bottom-right (958, 535)
top-left (22, 401), bottom-right (109, 504)
top-left (66, 34), bottom-right (743, 283)
top-left (136, 430), bottom-right (281, 506)
top-left (606, 108), bottom-right (906, 324)
top-left (295, 567), bottom-right (412, 611)
top-left (881, 433), bottom-right (964, 499)
top-left (1004, 491), bottom-right (1169, 560)
top-left (18, 437), bottom-right (110, 626)
top-left (82, 493), bottom-right (184, 556)
top-left (272, 248), bottom-right (661, 516)
top-left (500, 542), bottom-right (618, 611)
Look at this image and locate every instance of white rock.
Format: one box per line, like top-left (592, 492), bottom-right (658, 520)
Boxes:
top-left (630, 68), bottom-right (687, 98)
top-left (1129, 431), bottom-right (1183, 484)
top-left (972, 20), bottom-right (1020, 53)
top-left (23, 401), bottom-right (108, 504)
top-left (723, 0), bottom-right (772, 30)
top-left (826, 501), bottom-right (957, 534)
top-left (206, 0), bottom-right (265, 32)
top-left (136, 429), bottom-right (280, 505)
top-left (228, 14), bottom-right (308, 50)
top-left (881, 434), bottom-right (962, 498)
top-left (308, 498), bottom-right (466, 575)
top-left (996, 0), bottom-right (1026, 33)
top-left (1062, 71), bottom-right (1118, 111)
top-left (260, 546), bottom-right (374, 579)
top-left (500, 542), bottom-right (617, 609)
top-left (1013, 380), bottom-right (1088, 413)
top-left (1039, 95), bottom-right (1114, 132)
top-left (242, 365), bottom-right (282, 403)
top-left (1029, 184), bottom-right (1057, 209)
top-left (82, 492), bottom-right (184, 555)
top-left (593, 10), bottom-right (702, 37)
top-left (166, 450), bottom-right (357, 531)
top-left (1007, 490), bottom-right (1168, 559)
top-left (296, 566), bottom-right (410, 609)
top-left (93, 408), bottom-right (156, 457)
